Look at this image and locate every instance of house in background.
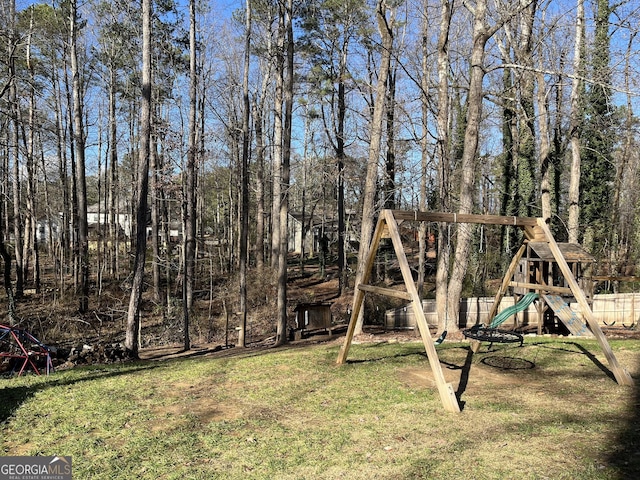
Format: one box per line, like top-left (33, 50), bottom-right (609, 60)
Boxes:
top-left (87, 200), bottom-right (133, 238)
top-left (287, 212), bottom-right (317, 255)
top-left (36, 216), bottom-right (62, 245)
top-left (35, 201), bottom-right (178, 248)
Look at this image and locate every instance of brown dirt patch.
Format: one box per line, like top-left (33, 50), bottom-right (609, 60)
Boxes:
top-left (147, 378), bottom-right (243, 432)
top-left (398, 359), bottom-right (523, 394)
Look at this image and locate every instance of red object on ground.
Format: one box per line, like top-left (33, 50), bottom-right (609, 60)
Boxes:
top-left (0, 324), bottom-right (53, 376)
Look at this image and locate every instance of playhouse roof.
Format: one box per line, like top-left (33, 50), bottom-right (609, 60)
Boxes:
top-left (527, 242), bottom-right (595, 263)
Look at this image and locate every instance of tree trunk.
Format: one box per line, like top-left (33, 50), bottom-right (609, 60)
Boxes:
top-left (537, 67), bottom-right (552, 222)
top-left (151, 130), bottom-right (161, 302)
top-left (353, 0), bottom-right (395, 335)
top-left (271, 9), bottom-right (285, 271)
top-left (336, 47), bottom-right (347, 296)
top-left (435, 0), bottom-right (452, 331)
top-left (108, 67), bottom-right (119, 279)
top-left (275, 0), bottom-right (294, 346)
top-left (125, 0), bottom-right (152, 357)
top-left (238, 0), bottom-right (252, 348)
top-left (383, 67), bottom-right (396, 209)
top-left (0, 236), bottom-right (15, 325)
top-left (568, 0), bottom-right (584, 244)
top-left (417, 1), bottom-right (431, 296)
top-left (25, 15), bottom-right (38, 290)
top-left (445, 0), bottom-right (492, 332)
top-left (52, 54), bottom-right (69, 289)
top-left (182, 0), bottom-right (198, 351)
top-left (253, 97), bottom-right (266, 271)
top-left (9, 4), bottom-right (23, 298)
top-left (515, 0), bottom-right (537, 219)
top-left (70, 0), bottom-right (89, 313)
top-left (252, 39), bottom-right (272, 272)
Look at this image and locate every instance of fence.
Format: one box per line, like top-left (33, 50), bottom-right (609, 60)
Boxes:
top-left (384, 293), bottom-right (640, 330)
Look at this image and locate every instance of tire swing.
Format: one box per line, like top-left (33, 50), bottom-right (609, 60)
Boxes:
top-left (463, 292), bottom-right (539, 348)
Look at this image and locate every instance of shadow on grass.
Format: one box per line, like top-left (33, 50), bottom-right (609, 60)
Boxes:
top-left (607, 353), bottom-right (640, 479)
top-left (465, 338), bottom-right (640, 477)
top-left (344, 351), bottom-right (423, 365)
top-left (334, 336), bottom-right (640, 477)
top-left (0, 362), bottom-right (165, 424)
top-left (527, 340), bottom-right (615, 381)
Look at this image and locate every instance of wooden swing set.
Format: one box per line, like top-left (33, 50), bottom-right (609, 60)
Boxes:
top-left (336, 209), bottom-right (635, 413)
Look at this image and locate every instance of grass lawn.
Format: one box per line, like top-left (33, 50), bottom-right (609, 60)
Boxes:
top-left (2, 336), bottom-right (640, 479)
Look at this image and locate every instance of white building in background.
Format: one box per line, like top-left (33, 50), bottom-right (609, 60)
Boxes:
top-left (86, 200), bottom-right (132, 237)
top-left (36, 216), bottom-right (62, 245)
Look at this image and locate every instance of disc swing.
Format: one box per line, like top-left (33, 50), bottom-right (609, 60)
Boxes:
top-left (462, 292), bottom-right (539, 348)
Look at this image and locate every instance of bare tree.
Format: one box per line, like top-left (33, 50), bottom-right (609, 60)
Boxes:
top-left (8, 0), bottom-right (23, 299)
top-left (125, 0), bottom-right (152, 357)
top-left (275, 0), bottom-right (294, 346)
top-left (434, 0), bottom-right (453, 332)
top-left (0, 5), bottom-right (16, 322)
top-left (444, 0), bottom-right (504, 333)
top-left (182, 0), bottom-right (198, 352)
top-left (353, 0), bottom-right (395, 335)
top-left (271, 5), bottom-right (285, 272)
top-left (70, 0), bottom-right (89, 313)
top-left (537, 42), bottom-right (552, 222)
top-left (238, 0), bottom-right (251, 347)
top-left (568, 0), bottom-right (584, 244)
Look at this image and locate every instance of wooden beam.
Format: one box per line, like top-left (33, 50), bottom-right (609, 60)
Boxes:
top-left (508, 282), bottom-right (573, 295)
top-left (357, 284), bottom-right (412, 301)
top-left (536, 218), bottom-right (634, 386)
top-left (523, 225), bottom-right (547, 241)
top-left (389, 209), bottom-right (538, 227)
top-left (487, 242), bottom-right (528, 321)
top-left (337, 216), bottom-right (387, 365)
top-left (592, 276), bottom-right (640, 283)
top-left (383, 210), bottom-right (461, 412)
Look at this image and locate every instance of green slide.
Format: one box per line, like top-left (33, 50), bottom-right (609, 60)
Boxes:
top-left (488, 292), bottom-right (539, 329)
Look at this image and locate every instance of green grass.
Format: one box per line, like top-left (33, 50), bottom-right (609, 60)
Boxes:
top-left (2, 337), bottom-right (640, 479)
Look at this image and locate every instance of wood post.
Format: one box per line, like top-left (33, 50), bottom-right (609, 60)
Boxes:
top-left (337, 211), bottom-right (460, 412)
top-left (337, 216), bottom-right (386, 365)
top-left (536, 218), bottom-right (634, 386)
top-left (382, 210), bottom-right (460, 412)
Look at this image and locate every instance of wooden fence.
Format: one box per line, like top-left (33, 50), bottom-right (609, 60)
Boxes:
top-left (385, 293), bottom-right (640, 330)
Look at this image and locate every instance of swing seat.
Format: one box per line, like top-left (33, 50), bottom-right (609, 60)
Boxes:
top-left (462, 325), bottom-right (523, 346)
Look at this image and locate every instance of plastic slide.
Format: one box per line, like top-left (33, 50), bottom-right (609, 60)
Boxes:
top-left (488, 292), bottom-right (539, 329)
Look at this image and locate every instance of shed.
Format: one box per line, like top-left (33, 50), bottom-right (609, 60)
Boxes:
top-left (293, 302), bottom-right (333, 338)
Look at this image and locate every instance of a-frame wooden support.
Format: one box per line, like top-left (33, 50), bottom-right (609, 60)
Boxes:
top-left (535, 219), bottom-right (634, 386)
top-left (488, 220), bottom-right (633, 386)
top-left (337, 210), bottom-right (634, 413)
top-left (337, 210), bottom-right (460, 412)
